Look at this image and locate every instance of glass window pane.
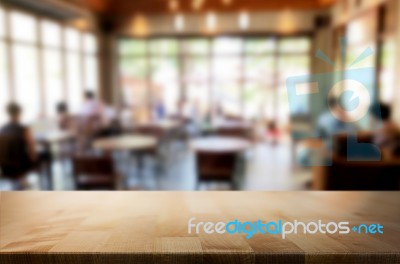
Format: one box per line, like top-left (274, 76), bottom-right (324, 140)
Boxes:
top-left (182, 39), bottom-right (210, 54)
top-left (243, 82), bottom-right (275, 120)
top-left (13, 45), bottom-right (40, 122)
top-left (10, 11), bottom-right (37, 43)
top-left (41, 20), bottom-right (61, 47)
top-left (183, 57), bottom-right (210, 116)
top-left (149, 39), bottom-right (179, 55)
top-left (119, 57), bottom-right (149, 120)
top-left (66, 53), bottom-right (83, 113)
top-left (84, 55), bottom-right (99, 91)
top-left (244, 38), bottom-right (276, 53)
top-left (183, 56), bottom-right (210, 82)
top-left (278, 55), bottom-right (310, 84)
top-left (346, 44), bottom-right (376, 69)
top-left (213, 37), bottom-right (243, 55)
top-left (83, 33), bottom-right (98, 54)
top-left (213, 57), bottom-right (242, 81)
top-left (212, 81), bottom-right (241, 116)
top-left (380, 38), bottom-right (396, 103)
top-left (244, 56), bottom-right (275, 85)
top-left (65, 28), bottom-right (80, 51)
top-left (0, 42), bottom-right (10, 123)
top-left (0, 7), bottom-right (5, 38)
top-left (43, 50), bottom-right (63, 116)
top-left (150, 57), bottom-right (180, 115)
top-left (278, 38), bottom-right (310, 53)
top-left (119, 40), bottom-right (147, 56)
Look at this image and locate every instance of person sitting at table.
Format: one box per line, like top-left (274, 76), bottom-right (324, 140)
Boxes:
top-left (79, 91), bottom-right (104, 150)
top-left (80, 90), bottom-right (104, 121)
top-left (370, 102), bottom-right (400, 157)
top-left (0, 103), bottom-right (38, 185)
top-left (56, 102), bottom-right (74, 131)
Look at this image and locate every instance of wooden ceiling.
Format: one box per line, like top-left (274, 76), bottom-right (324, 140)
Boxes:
top-left (83, 0), bottom-right (336, 17)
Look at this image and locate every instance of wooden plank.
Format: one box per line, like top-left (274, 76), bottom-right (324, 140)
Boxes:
top-left (0, 191), bottom-right (399, 264)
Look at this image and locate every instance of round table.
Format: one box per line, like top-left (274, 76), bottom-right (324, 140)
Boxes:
top-left (93, 135), bottom-right (157, 152)
top-left (93, 135), bottom-right (158, 189)
top-left (190, 136), bottom-right (251, 153)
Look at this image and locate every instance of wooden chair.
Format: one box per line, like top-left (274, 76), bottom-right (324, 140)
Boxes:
top-left (195, 151), bottom-right (243, 190)
top-left (72, 155), bottom-right (118, 190)
top-left (0, 135), bottom-right (34, 190)
top-left (312, 132), bottom-right (400, 190)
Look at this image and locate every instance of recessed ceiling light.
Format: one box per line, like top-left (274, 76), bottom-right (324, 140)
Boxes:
top-left (193, 0), bottom-right (204, 10)
top-left (169, 0), bottom-right (179, 12)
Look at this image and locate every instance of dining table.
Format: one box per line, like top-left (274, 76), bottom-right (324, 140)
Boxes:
top-left (190, 136), bottom-right (252, 189)
top-left (190, 136), bottom-right (252, 154)
top-left (93, 135), bottom-right (158, 188)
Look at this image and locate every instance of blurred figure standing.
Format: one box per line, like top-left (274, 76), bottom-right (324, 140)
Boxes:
top-left (80, 90), bottom-right (104, 120)
top-left (153, 99), bottom-right (166, 120)
top-left (79, 90), bottom-right (104, 150)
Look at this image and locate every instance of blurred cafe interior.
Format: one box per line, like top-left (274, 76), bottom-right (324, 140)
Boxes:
top-left (0, 0), bottom-right (400, 191)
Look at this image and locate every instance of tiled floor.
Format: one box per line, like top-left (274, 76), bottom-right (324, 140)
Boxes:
top-left (0, 141), bottom-right (311, 191)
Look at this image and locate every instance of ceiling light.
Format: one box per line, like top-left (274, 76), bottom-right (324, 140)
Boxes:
top-left (222, 0), bottom-right (232, 5)
top-left (175, 14), bottom-right (184, 31)
top-left (239, 12), bottom-right (249, 30)
top-left (206, 12), bottom-right (217, 31)
top-left (169, 0), bottom-right (179, 12)
top-left (193, 0), bottom-right (204, 10)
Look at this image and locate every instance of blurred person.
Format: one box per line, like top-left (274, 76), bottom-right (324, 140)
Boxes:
top-left (317, 97), bottom-right (358, 140)
top-left (78, 91), bottom-right (105, 150)
top-left (370, 102), bottom-right (400, 157)
top-left (0, 103), bottom-right (45, 186)
top-left (80, 90), bottom-right (104, 120)
top-left (153, 99), bottom-right (166, 120)
top-left (56, 102), bottom-right (74, 131)
top-left (266, 120), bottom-right (280, 146)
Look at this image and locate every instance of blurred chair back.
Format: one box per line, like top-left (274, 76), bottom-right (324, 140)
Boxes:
top-left (72, 155), bottom-right (117, 190)
top-left (313, 159), bottom-right (400, 190)
top-left (313, 132), bottom-right (400, 190)
top-left (196, 151), bottom-right (237, 189)
top-left (333, 132), bottom-right (374, 158)
top-left (216, 127), bottom-right (250, 140)
top-left (135, 125), bottom-right (164, 142)
top-left (0, 134), bottom-right (32, 179)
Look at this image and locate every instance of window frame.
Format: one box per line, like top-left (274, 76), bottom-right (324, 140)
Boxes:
top-left (0, 5), bottom-right (101, 122)
top-left (117, 34), bottom-right (313, 121)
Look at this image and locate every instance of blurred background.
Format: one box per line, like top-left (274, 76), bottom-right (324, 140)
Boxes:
top-left (0, 0), bottom-right (399, 191)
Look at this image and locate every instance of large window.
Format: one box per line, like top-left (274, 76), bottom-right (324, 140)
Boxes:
top-left (119, 36), bottom-right (311, 125)
top-left (0, 7), bottom-right (100, 123)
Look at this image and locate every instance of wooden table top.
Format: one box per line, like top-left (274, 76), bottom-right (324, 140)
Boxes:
top-left (93, 135), bottom-right (157, 151)
top-left (190, 136), bottom-right (251, 153)
top-left (138, 119), bottom-right (181, 131)
top-left (1, 192), bottom-right (399, 264)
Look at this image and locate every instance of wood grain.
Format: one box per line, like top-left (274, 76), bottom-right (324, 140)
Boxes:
top-left (0, 192), bottom-right (399, 264)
